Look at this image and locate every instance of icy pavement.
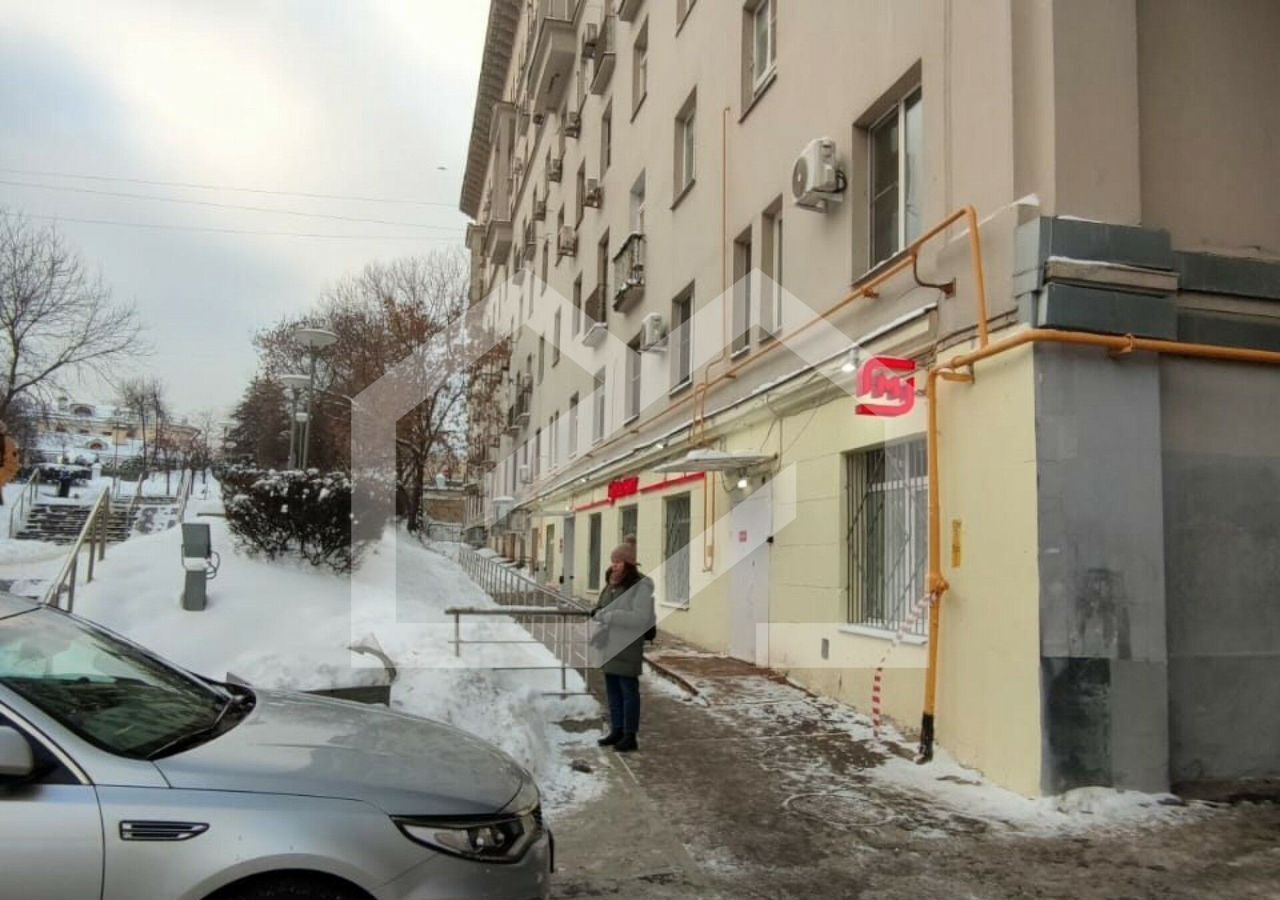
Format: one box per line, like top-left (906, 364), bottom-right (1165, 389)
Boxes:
top-left (548, 640), bottom-right (1280, 899)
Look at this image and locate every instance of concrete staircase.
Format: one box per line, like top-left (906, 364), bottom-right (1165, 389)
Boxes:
top-left (14, 502), bottom-right (136, 545)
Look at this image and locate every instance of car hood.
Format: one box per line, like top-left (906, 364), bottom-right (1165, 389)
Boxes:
top-left (153, 689), bottom-right (529, 816)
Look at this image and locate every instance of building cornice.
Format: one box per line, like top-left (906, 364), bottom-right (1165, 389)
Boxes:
top-left (459, 0), bottom-right (521, 220)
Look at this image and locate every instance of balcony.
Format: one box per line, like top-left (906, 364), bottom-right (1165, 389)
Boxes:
top-left (483, 216), bottom-right (512, 263)
top-left (612, 232), bottom-right (645, 312)
top-left (616, 0), bottom-right (644, 22)
top-left (588, 14), bottom-right (617, 95)
top-left (582, 285), bottom-right (608, 347)
top-left (529, 0), bottom-right (576, 115)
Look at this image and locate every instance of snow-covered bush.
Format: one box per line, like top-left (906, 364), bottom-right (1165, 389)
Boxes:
top-left (220, 466), bottom-right (383, 572)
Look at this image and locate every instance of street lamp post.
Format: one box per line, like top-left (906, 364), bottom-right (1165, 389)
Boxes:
top-left (279, 374), bottom-right (311, 470)
top-left (292, 328), bottom-right (337, 470)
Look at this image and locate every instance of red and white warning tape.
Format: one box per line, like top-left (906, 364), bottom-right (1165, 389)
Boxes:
top-left (870, 591), bottom-right (935, 737)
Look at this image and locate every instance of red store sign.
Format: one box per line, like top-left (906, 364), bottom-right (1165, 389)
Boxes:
top-left (607, 476), bottom-right (640, 501)
top-left (855, 356), bottom-right (917, 418)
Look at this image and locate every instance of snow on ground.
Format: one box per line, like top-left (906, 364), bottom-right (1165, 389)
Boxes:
top-left (72, 502), bottom-right (604, 811)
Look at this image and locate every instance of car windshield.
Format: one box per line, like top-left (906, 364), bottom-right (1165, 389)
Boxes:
top-left (0, 607), bottom-right (228, 758)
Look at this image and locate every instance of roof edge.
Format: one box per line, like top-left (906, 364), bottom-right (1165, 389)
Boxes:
top-left (459, 0), bottom-right (521, 220)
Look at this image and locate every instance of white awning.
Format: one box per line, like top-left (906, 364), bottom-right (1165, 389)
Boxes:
top-left (652, 449), bottom-right (775, 473)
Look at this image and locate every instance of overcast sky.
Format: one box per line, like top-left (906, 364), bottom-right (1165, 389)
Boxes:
top-left (0, 0), bottom-right (489, 419)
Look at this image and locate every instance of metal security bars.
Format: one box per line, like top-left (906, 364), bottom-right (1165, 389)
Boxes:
top-left (847, 438), bottom-right (929, 636)
top-left (663, 494), bottom-right (692, 607)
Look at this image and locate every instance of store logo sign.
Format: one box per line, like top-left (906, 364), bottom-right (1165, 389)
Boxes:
top-left (855, 356), bottom-right (917, 418)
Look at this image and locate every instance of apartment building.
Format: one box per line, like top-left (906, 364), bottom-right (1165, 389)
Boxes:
top-left (459, 0), bottom-right (1280, 798)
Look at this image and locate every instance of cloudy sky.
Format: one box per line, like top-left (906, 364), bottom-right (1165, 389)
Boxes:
top-left (0, 0), bottom-right (489, 418)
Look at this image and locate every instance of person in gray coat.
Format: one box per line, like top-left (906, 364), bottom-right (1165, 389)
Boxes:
top-left (591, 542), bottom-right (655, 752)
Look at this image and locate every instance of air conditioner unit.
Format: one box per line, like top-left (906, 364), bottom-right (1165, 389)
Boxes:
top-left (583, 178), bottom-right (603, 208)
top-left (563, 111), bottom-right (581, 138)
top-left (792, 137), bottom-right (844, 210)
top-left (518, 464), bottom-right (532, 484)
top-left (641, 312), bottom-right (668, 351)
top-left (557, 226), bottom-right (578, 257)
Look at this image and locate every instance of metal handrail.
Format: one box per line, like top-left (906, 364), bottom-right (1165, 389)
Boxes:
top-left (174, 469), bottom-right (194, 525)
top-left (8, 468), bottom-right (44, 537)
top-left (41, 487), bottom-right (112, 612)
top-left (454, 545), bottom-right (593, 694)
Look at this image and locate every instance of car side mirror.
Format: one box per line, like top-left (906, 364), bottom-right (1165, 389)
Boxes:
top-left (0, 726), bottom-right (35, 781)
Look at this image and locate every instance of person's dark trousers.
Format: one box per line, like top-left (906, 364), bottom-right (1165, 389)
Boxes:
top-left (604, 673), bottom-right (641, 734)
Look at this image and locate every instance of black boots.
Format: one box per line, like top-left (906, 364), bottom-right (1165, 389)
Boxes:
top-left (613, 732), bottom-right (638, 753)
top-left (597, 730), bottom-right (623, 747)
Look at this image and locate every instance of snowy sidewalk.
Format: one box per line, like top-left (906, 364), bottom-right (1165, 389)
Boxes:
top-left (548, 638), bottom-right (1280, 899)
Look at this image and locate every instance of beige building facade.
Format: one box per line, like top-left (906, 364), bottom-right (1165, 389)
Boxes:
top-left (460, 0), bottom-right (1280, 798)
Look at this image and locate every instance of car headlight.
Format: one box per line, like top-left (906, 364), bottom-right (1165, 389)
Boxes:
top-left (394, 809), bottom-right (541, 864)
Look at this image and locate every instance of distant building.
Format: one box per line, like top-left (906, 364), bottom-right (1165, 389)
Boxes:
top-left (29, 396), bottom-right (200, 466)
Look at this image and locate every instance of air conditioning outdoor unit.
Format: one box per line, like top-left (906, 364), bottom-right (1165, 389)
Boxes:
top-left (641, 312), bottom-right (668, 351)
top-left (583, 178), bottom-right (603, 208)
top-left (792, 137), bottom-right (844, 210)
top-left (519, 464), bottom-right (532, 484)
top-left (563, 111), bottom-right (581, 138)
top-left (557, 226), bottom-right (578, 257)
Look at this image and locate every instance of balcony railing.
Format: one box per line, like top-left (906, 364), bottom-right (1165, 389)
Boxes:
top-left (611, 231), bottom-right (645, 312)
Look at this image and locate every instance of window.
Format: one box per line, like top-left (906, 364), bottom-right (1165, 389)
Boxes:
top-left (592, 367), bottom-right (607, 443)
top-left (597, 231), bottom-right (610, 306)
top-left (677, 0), bottom-right (697, 28)
top-left (540, 241), bottom-right (549, 290)
top-left (632, 19), bottom-right (648, 115)
top-left (625, 335), bottom-right (642, 423)
top-left (538, 334), bottom-right (546, 383)
top-left (568, 393), bottom-right (579, 457)
top-left (549, 411), bottom-right (559, 468)
top-left (663, 494), bottom-right (692, 607)
top-left (762, 201), bottom-right (783, 336)
top-left (869, 87), bottom-right (923, 267)
top-left (630, 171), bottom-right (646, 233)
top-left (747, 0), bottom-right (777, 94)
top-left (573, 275), bottom-right (583, 335)
top-left (619, 505), bottom-right (638, 544)
top-left (732, 228), bottom-right (753, 354)
top-left (552, 310), bottom-right (562, 365)
top-left (533, 427), bottom-right (542, 477)
top-left (588, 512), bottom-right (604, 591)
top-left (671, 286), bottom-right (693, 389)
top-left (555, 207), bottom-right (565, 261)
top-left (600, 103), bottom-right (612, 174)
top-left (576, 162), bottom-right (587, 225)
top-left (847, 438), bottom-right (928, 635)
top-left (673, 90), bottom-right (696, 199)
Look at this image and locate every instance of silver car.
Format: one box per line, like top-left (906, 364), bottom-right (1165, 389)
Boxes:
top-left (0, 595), bottom-right (553, 900)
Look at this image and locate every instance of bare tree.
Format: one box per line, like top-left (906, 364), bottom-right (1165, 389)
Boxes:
top-left (115, 375), bottom-right (167, 487)
top-left (0, 209), bottom-right (146, 423)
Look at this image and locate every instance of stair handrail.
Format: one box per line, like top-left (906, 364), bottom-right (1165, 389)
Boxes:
top-left (8, 467), bottom-right (44, 538)
top-left (174, 468), bottom-right (194, 525)
top-left (41, 486), bottom-right (112, 612)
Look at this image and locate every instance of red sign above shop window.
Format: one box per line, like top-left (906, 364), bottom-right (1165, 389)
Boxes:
top-left (855, 356), bottom-right (917, 418)
top-left (607, 476), bottom-right (640, 501)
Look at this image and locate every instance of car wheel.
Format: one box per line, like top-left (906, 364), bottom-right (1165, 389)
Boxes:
top-left (218, 873), bottom-right (364, 900)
